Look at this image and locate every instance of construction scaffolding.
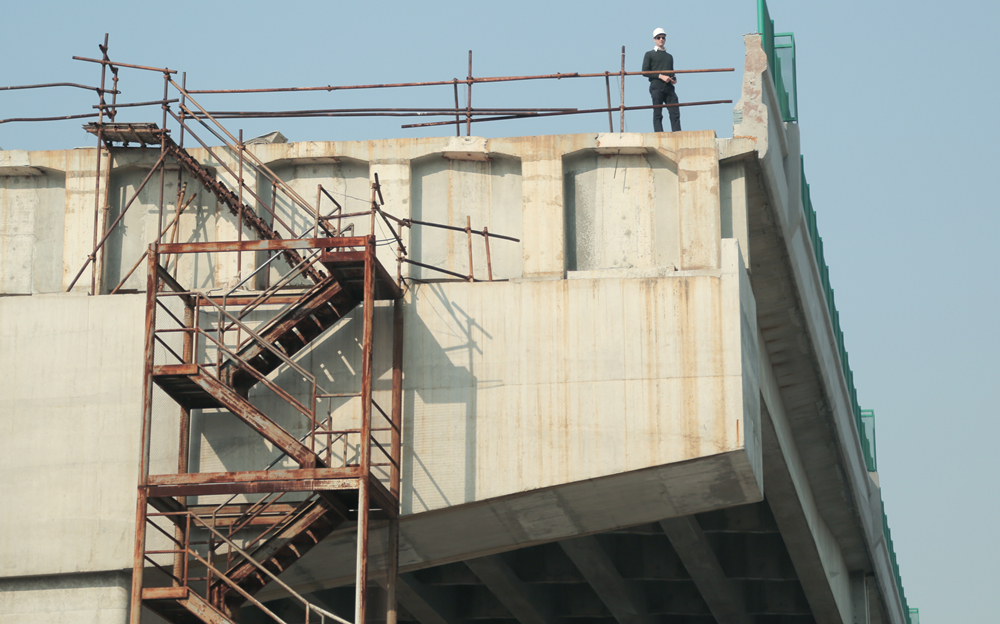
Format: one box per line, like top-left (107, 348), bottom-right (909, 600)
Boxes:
top-left (0, 35), bottom-right (729, 624)
top-left (137, 230), bottom-right (404, 624)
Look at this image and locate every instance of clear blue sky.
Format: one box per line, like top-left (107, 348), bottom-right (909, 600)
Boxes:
top-left (3, 1), bottom-right (997, 620)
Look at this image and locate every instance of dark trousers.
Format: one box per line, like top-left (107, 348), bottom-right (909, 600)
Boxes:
top-left (650, 84), bottom-right (681, 132)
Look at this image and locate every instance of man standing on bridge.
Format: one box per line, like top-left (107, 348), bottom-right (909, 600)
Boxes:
top-left (642, 28), bottom-right (681, 132)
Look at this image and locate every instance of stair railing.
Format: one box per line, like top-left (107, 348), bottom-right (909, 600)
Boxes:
top-left (144, 509), bottom-right (351, 624)
top-left (155, 278), bottom-right (380, 468)
top-left (168, 79), bottom-right (338, 243)
top-left (153, 290), bottom-right (330, 454)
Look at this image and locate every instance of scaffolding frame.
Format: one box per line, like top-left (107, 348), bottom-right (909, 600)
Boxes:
top-left (2, 35), bottom-right (699, 624)
top-left (135, 231), bottom-right (404, 624)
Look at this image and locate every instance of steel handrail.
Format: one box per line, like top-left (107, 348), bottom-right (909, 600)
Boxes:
top-left (191, 292), bottom-right (325, 393)
top-left (185, 511), bottom-right (354, 624)
top-left (169, 80), bottom-right (328, 231)
top-left (166, 108), bottom-right (302, 241)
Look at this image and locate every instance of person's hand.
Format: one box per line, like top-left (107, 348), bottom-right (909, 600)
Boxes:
top-left (658, 74), bottom-right (671, 83)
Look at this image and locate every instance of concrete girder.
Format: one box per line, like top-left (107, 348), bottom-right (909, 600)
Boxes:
top-left (737, 36), bottom-right (904, 624)
top-left (740, 139), bottom-right (889, 622)
top-left (457, 584), bottom-right (538, 619)
top-left (593, 525), bottom-right (796, 582)
top-left (706, 532), bottom-right (799, 581)
top-left (394, 573), bottom-right (458, 624)
top-left (558, 535), bottom-right (650, 624)
top-left (504, 542), bottom-right (586, 584)
top-left (697, 500), bottom-right (781, 534)
top-left (659, 516), bottom-right (754, 624)
top-left (262, 449), bottom-right (760, 599)
top-left (850, 572), bottom-right (870, 624)
top-left (759, 389), bottom-right (851, 624)
top-left (413, 562), bottom-right (482, 586)
top-left (465, 555), bottom-right (556, 624)
top-left (741, 579), bottom-right (814, 615)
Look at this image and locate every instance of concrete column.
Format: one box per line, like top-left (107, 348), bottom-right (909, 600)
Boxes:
top-left (676, 132), bottom-right (721, 270)
top-left (62, 149), bottom-right (100, 292)
top-left (369, 154), bottom-right (412, 279)
top-left (520, 136), bottom-right (564, 278)
top-left (720, 160), bottom-right (749, 270)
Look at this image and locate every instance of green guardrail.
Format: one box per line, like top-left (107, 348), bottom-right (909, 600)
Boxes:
top-left (883, 505), bottom-right (913, 623)
top-left (860, 409), bottom-right (877, 472)
top-left (757, 0), bottom-right (798, 122)
top-left (768, 0), bottom-right (914, 618)
top-left (802, 156), bottom-right (912, 624)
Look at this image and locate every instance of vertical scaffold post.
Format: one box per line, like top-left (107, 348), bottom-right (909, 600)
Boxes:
top-left (129, 244), bottom-right (160, 624)
top-left (173, 295), bottom-right (194, 583)
top-left (390, 298), bottom-right (404, 500)
top-left (356, 234), bottom-right (377, 624)
top-left (453, 79), bottom-right (462, 137)
top-left (605, 72), bottom-right (614, 132)
top-left (387, 297), bottom-right (404, 624)
top-left (619, 46), bottom-right (626, 132)
top-left (466, 51), bottom-right (473, 136)
top-left (157, 72), bottom-right (169, 241)
top-left (90, 33), bottom-right (110, 296)
top-left (466, 216), bottom-right (474, 281)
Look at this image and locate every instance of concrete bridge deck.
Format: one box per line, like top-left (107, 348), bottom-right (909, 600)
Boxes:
top-left (0, 35), bottom-right (906, 624)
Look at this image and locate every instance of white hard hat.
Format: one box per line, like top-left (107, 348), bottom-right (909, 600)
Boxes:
top-left (653, 28), bottom-right (666, 38)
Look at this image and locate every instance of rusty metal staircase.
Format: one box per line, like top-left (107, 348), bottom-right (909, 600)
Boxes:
top-left (73, 72), bottom-right (512, 624)
top-left (131, 232), bottom-right (404, 624)
top-left (84, 122), bottom-right (328, 285)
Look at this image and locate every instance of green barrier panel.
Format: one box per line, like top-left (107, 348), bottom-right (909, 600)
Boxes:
top-left (775, 34), bottom-right (798, 122)
top-left (860, 410), bottom-right (877, 472)
top-left (883, 506), bottom-right (913, 622)
top-left (765, 4), bottom-right (914, 614)
top-left (797, 149), bottom-right (914, 624)
top-left (757, 0), bottom-right (775, 71)
top-left (756, 0), bottom-right (797, 121)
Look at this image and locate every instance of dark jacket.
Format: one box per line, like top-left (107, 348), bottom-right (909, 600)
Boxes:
top-left (642, 49), bottom-right (676, 89)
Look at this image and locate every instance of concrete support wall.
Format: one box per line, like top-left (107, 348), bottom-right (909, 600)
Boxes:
top-left (1, 131), bottom-right (726, 296)
top-left (0, 293), bottom-right (187, 624)
top-left (0, 128), bottom-right (768, 617)
top-left (0, 571), bottom-right (130, 624)
top-left (209, 239), bottom-right (760, 516)
top-left (0, 293), bottom-right (184, 578)
top-left (0, 52), bottom-right (908, 622)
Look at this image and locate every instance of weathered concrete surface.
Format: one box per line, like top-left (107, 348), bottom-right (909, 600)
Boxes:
top-left (246, 239), bottom-right (762, 596)
top-left (0, 571), bottom-right (130, 624)
top-left (0, 126), bottom-right (770, 620)
top-left (0, 45), bottom-right (911, 623)
top-left (402, 247), bottom-right (758, 512)
top-left (0, 293), bottom-right (178, 578)
top-left (0, 154), bottom-right (68, 294)
top-left (1, 131), bottom-right (724, 295)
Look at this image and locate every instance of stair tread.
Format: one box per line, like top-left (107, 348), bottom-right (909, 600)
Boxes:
top-left (215, 497), bottom-right (347, 606)
top-left (151, 367), bottom-right (320, 468)
top-left (221, 277), bottom-right (361, 394)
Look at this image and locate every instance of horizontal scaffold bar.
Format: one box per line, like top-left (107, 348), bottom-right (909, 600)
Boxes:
top-left (157, 236), bottom-right (371, 254)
